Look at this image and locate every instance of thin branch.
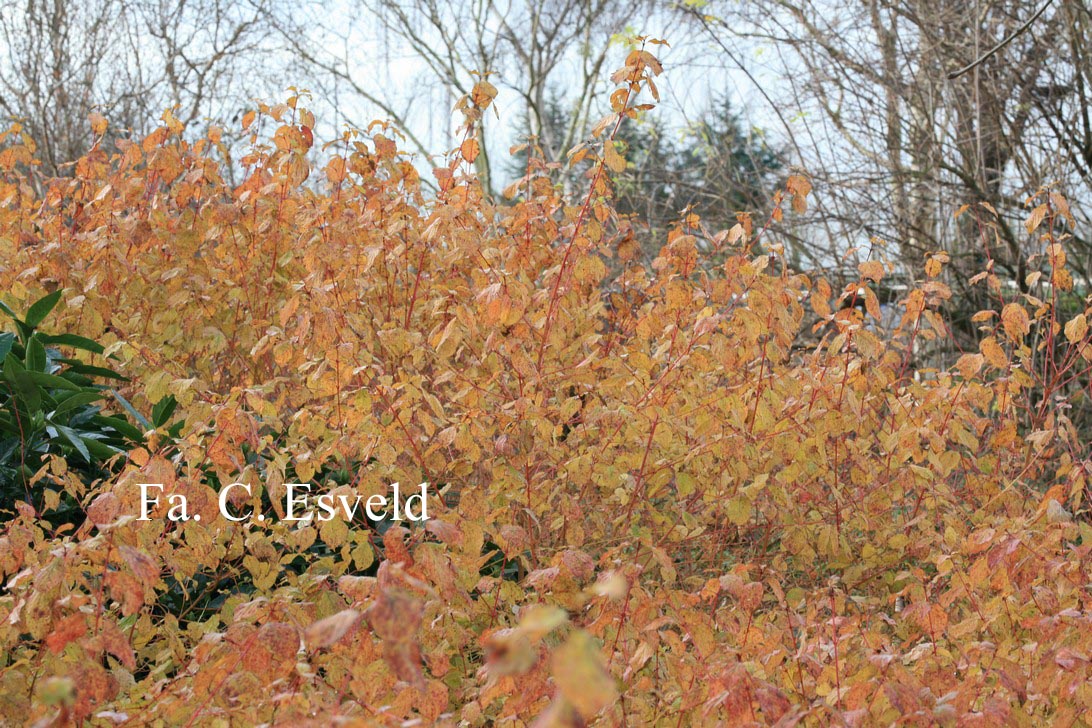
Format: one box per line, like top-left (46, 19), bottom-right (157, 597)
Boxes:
top-left (947, 0), bottom-right (1054, 79)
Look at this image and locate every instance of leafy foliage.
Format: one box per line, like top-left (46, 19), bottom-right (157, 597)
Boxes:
top-left (0, 292), bottom-right (178, 527)
top-left (0, 44), bottom-right (1091, 725)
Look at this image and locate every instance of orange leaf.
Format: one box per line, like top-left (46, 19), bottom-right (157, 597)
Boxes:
top-left (812, 278), bottom-right (832, 317)
top-left (45, 614), bottom-right (87, 653)
top-left (786, 174), bottom-right (811, 213)
top-left (89, 113), bottom-right (108, 136)
top-left (460, 138), bottom-right (480, 163)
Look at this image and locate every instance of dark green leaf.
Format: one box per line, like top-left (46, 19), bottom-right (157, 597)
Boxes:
top-left (152, 395), bottom-right (178, 428)
top-left (24, 290), bottom-right (63, 329)
top-left (54, 423), bottom-right (91, 462)
top-left (56, 359), bottom-right (128, 380)
top-left (92, 414), bottom-right (144, 442)
top-left (39, 333), bottom-right (105, 355)
top-left (82, 437), bottom-right (122, 460)
top-left (0, 413), bottom-right (18, 434)
top-left (52, 391), bottom-right (105, 417)
top-left (25, 370), bottom-right (80, 392)
top-left (25, 336), bottom-right (47, 372)
top-left (0, 299), bottom-right (19, 322)
top-left (4, 354), bottom-right (41, 412)
top-left (109, 390), bottom-right (152, 431)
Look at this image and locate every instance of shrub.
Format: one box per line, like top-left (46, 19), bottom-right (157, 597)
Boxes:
top-left (0, 291), bottom-right (179, 527)
top-left (0, 46), bottom-right (1089, 724)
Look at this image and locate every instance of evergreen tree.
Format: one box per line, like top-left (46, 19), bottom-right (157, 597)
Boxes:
top-left (612, 96), bottom-right (783, 258)
top-left (508, 93), bottom-right (784, 261)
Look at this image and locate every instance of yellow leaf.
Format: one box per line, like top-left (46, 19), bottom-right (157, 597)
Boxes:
top-left (858, 260), bottom-right (884, 282)
top-left (968, 557), bottom-right (989, 586)
top-left (603, 142), bottom-right (626, 173)
top-left (1053, 267), bottom-right (1073, 292)
top-left (726, 497), bottom-right (751, 526)
top-left (955, 353), bottom-right (983, 379)
top-left (924, 251), bottom-right (949, 278)
top-left (1025, 203), bottom-right (1048, 234)
top-left (471, 80), bottom-right (498, 109)
top-left (980, 336), bottom-right (1008, 368)
top-left (1064, 314), bottom-right (1088, 344)
top-left (1050, 191), bottom-right (1073, 224)
top-left (1001, 302), bottom-right (1030, 342)
top-left (553, 631), bottom-right (618, 720)
top-left (320, 516), bottom-right (348, 549)
top-left (351, 539), bottom-right (374, 570)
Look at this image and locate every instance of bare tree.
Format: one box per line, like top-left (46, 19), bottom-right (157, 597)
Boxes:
top-left (0, 0), bottom-right (288, 176)
top-left (279, 0), bottom-right (657, 196)
top-left (686, 0), bottom-right (1088, 309)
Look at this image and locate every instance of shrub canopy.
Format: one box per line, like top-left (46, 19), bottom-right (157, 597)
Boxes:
top-left (1, 49), bottom-right (1091, 725)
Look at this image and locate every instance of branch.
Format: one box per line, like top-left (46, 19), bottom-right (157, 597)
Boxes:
top-left (947, 0), bottom-right (1053, 79)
